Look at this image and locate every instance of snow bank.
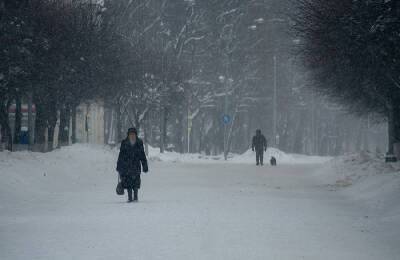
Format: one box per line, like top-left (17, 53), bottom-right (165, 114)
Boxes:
top-left (0, 144), bottom-right (329, 181)
top-left (2, 146), bottom-right (395, 210)
top-left (232, 148), bottom-right (331, 165)
top-left (148, 146), bottom-right (330, 165)
top-left (318, 151), bottom-right (400, 190)
top-left (147, 146), bottom-right (223, 163)
top-left (0, 144), bottom-right (117, 201)
top-left (317, 151), bottom-right (400, 231)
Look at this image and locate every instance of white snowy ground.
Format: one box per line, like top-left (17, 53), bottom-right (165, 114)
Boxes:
top-left (1, 145), bottom-right (399, 260)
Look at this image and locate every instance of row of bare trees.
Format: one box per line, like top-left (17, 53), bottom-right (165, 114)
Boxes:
top-left (1, 0), bottom-right (118, 150)
top-left (1, 0), bottom-right (384, 155)
top-left (292, 0), bottom-right (400, 157)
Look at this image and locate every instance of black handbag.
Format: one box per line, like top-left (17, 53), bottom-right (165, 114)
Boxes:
top-left (116, 175), bottom-right (124, 195)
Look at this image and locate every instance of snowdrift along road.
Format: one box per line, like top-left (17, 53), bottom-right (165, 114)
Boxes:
top-left (147, 145), bottom-right (330, 165)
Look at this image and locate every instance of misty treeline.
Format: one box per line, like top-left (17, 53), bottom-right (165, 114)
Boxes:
top-left (293, 0), bottom-right (400, 157)
top-left (0, 0), bottom-right (385, 155)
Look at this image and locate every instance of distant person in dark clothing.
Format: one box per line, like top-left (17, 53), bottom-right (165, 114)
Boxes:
top-left (117, 127), bottom-right (148, 202)
top-left (252, 129), bottom-right (267, 166)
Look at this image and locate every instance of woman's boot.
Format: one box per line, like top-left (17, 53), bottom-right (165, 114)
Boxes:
top-left (127, 189), bottom-right (133, 202)
top-left (133, 189), bottom-right (138, 202)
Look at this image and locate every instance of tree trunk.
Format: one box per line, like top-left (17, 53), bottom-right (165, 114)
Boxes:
top-left (160, 107), bottom-right (168, 153)
top-left (144, 118), bottom-right (149, 155)
top-left (34, 99), bottom-right (54, 152)
top-left (175, 107), bottom-right (184, 153)
top-left (68, 108), bottom-right (73, 145)
top-left (108, 106), bottom-right (116, 144)
top-left (14, 92), bottom-right (22, 144)
top-left (59, 105), bottom-right (70, 146)
top-left (225, 109), bottom-right (238, 160)
top-left (44, 126), bottom-right (49, 152)
top-left (0, 98), bottom-right (12, 151)
top-left (104, 106), bottom-right (110, 145)
top-left (46, 103), bottom-right (58, 151)
top-left (293, 110), bottom-right (306, 154)
top-left (47, 125), bottom-right (54, 151)
top-left (163, 108), bottom-right (168, 150)
top-left (27, 92), bottom-right (34, 149)
top-left (388, 101), bottom-right (400, 156)
top-left (53, 110), bottom-right (60, 149)
top-left (116, 103), bottom-right (122, 142)
top-left (71, 105), bottom-right (77, 144)
top-left (34, 104), bottom-right (46, 149)
top-left (355, 119), bottom-right (363, 152)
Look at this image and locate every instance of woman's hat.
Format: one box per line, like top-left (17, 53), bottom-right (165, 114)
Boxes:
top-left (127, 127), bottom-right (138, 135)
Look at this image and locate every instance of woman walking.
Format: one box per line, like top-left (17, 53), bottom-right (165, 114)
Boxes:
top-left (116, 128), bottom-right (148, 202)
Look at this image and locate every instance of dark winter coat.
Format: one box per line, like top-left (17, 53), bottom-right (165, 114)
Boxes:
top-left (117, 138), bottom-right (148, 175)
top-left (252, 133), bottom-right (267, 152)
top-left (116, 138), bottom-right (148, 190)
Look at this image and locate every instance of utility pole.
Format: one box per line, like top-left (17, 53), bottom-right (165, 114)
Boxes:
top-left (311, 90), bottom-right (315, 155)
top-left (219, 75), bottom-right (231, 160)
top-left (224, 79), bottom-right (229, 160)
top-left (187, 95), bottom-right (191, 153)
top-left (273, 55), bottom-right (277, 146)
top-left (160, 33), bottom-right (165, 154)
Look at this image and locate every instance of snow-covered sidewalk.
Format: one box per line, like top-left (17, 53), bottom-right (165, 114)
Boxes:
top-left (0, 145), bottom-right (399, 259)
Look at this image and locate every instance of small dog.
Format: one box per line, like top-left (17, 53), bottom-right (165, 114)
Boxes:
top-left (270, 156), bottom-right (277, 166)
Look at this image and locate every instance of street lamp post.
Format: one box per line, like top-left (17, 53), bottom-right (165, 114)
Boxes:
top-left (187, 94), bottom-right (192, 153)
top-left (224, 80), bottom-right (228, 159)
top-left (273, 55), bottom-right (277, 146)
top-left (250, 17), bottom-right (292, 147)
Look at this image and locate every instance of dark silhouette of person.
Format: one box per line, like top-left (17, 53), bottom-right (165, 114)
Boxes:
top-left (252, 129), bottom-right (267, 166)
top-left (117, 128), bottom-right (148, 202)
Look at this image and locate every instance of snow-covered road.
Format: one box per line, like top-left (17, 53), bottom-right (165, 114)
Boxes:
top-left (0, 146), bottom-right (398, 260)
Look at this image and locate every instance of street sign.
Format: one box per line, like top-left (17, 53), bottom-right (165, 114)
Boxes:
top-left (223, 114), bottom-right (231, 125)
